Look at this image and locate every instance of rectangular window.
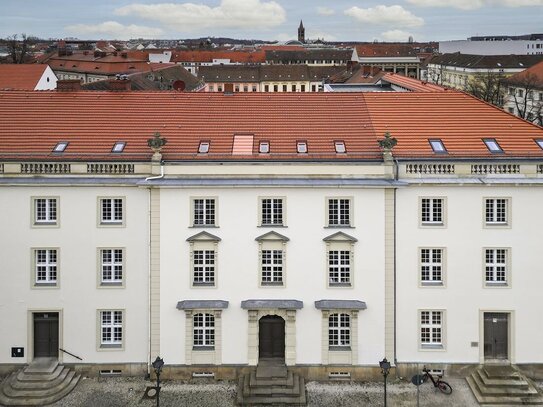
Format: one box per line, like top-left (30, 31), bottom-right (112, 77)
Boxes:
top-left (100, 310), bottom-right (123, 347)
top-left (261, 198), bottom-right (283, 226)
top-left (273, 85), bottom-right (278, 92)
top-left (328, 198), bottom-right (351, 227)
top-left (193, 198), bottom-right (216, 226)
top-left (193, 313), bottom-right (215, 347)
top-left (252, 85), bottom-right (257, 92)
top-left (485, 249), bottom-right (508, 285)
top-left (328, 250), bottom-right (351, 285)
top-left (100, 198), bottom-right (123, 224)
top-left (421, 198), bottom-right (443, 225)
top-left (35, 249), bottom-right (57, 285)
top-left (208, 84), bottom-right (214, 92)
top-left (101, 249), bottom-right (123, 285)
top-left (264, 85), bottom-right (269, 92)
top-left (193, 250), bottom-right (215, 285)
top-left (282, 84), bottom-right (287, 92)
top-left (420, 310), bottom-right (443, 347)
top-left (261, 249), bottom-right (283, 284)
top-left (483, 138), bottom-right (503, 153)
top-left (429, 139), bottom-right (447, 153)
top-left (34, 198), bottom-right (57, 225)
top-left (420, 249), bottom-right (443, 285)
top-left (301, 84), bottom-right (305, 92)
top-left (329, 313), bottom-right (350, 347)
top-left (485, 198), bottom-right (508, 225)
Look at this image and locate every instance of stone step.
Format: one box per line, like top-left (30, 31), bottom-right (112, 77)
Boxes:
top-left (470, 371), bottom-right (538, 397)
top-left (23, 358), bottom-right (59, 375)
top-left (477, 368), bottom-right (529, 388)
top-left (237, 369), bottom-right (307, 406)
top-left (248, 375), bottom-right (301, 396)
top-left (467, 371), bottom-right (543, 406)
top-left (483, 365), bottom-right (523, 380)
top-left (256, 364), bottom-right (288, 379)
top-left (3, 370), bottom-right (76, 398)
top-left (250, 371), bottom-right (294, 388)
top-left (240, 394), bottom-right (307, 406)
top-left (11, 367), bottom-right (70, 390)
top-left (17, 365), bottom-right (64, 382)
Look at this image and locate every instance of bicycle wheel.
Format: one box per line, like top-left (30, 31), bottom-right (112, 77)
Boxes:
top-left (437, 381), bottom-right (453, 395)
top-left (421, 373), bottom-right (429, 383)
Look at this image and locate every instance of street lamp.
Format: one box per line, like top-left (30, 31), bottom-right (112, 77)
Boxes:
top-left (152, 356), bottom-right (164, 407)
top-left (379, 357), bottom-right (391, 407)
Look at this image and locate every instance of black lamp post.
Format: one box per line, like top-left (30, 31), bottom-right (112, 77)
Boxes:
top-left (152, 356), bottom-right (164, 407)
top-left (379, 357), bottom-right (391, 407)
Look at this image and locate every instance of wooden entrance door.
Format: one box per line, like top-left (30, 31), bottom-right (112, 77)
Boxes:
top-left (259, 315), bottom-right (285, 359)
top-left (484, 313), bottom-right (508, 360)
top-left (33, 312), bottom-right (59, 358)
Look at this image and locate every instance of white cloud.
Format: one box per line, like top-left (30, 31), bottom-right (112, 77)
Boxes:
top-left (380, 30), bottom-right (414, 42)
top-left (115, 0), bottom-right (286, 31)
top-left (407, 0), bottom-right (543, 9)
top-left (316, 6), bottom-right (335, 16)
top-left (65, 21), bottom-right (164, 40)
top-left (344, 5), bottom-right (424, 28)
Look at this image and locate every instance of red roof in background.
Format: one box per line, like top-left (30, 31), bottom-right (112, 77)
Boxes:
top-left (0, 65), bottom-right (50, 90)
top-left (505, 60), bottom-right (543, 88)
top-left (45, 51), bottom-right (151, 75)
top-left (381, 73), bottom-right (447, 92)
top-left (171, 50), bottom-right (266, 64)
top-left (259, 45), bottom-right (306, 51)
top-left (355, 44), bottom-right (417, 58)
top-left (0, 91), bottom-right (542, 161)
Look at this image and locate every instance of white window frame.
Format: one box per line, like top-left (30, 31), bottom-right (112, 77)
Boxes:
top-left (33, 248), bottom-right (58, 286)
top-left (484, 197), bottom-right (510, 227)
top-left (326, 197), bottom-right (353, 227)
top-left (261, 249), bottom-right (284, 285)
top-left (328, 313), bottom-right (351, 348)
top-left (193, 313), bottom-right (215, 349)
top-left (420, 197), bottom-right (446, 227)
top-left (32, 197), bottom-right (59, 227)
top-left (328, 250), bottom-right (352, 286)
top-left (98, 197), bottom-right (125, 226)
top-left (259, 197), bottom-right (285, 226)
top-left (99, 310), bottom-right (124, 349)
top-left (419, 310), bottom-right (444, 350)
top-left (484, 248), bottom-right (510, 287)
top-left (483, 138), bottom-right (503, 153)
top-left (99, 248), bottom-right (124, 286)
top-left (191, 197), bottom-right (217, 227)
top-left (192, 249), bottom-right (216, 286)
top-left (420, 248), bottom-right (445, 286)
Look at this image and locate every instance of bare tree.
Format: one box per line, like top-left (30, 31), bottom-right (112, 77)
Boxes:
top-left (504, 72), bottom-right (543, 125)
top-left (465, 70), bottom-right (506, 107)
top-left (6, 33), bottom-right (34, 64)
top-left (426, 63), bottom-right (444, 85)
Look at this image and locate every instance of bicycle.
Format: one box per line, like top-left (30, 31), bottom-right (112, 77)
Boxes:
top-left (421, 366), bottom-right (453, 394)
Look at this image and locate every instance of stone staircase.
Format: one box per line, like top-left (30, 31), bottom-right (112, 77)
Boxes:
top-left (0, 358), bottom-right (80, 406)
top-left (467, 364), bottom-right (543, 405)
top-left (237, 359), bottom-right (306, 406)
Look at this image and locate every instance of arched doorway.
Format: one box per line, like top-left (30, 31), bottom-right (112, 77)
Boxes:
top-left (259, 315), bottom-right (285, 359)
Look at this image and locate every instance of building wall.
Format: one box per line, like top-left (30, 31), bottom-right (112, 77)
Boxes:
top-left (503, 87), bottom-right (543, 125)
top-left (426, 64), bottom-right (524, 89)
top-left (440, 40), bottom-right (543, 56)
top-left (35, 66), bottom-right (58, 90)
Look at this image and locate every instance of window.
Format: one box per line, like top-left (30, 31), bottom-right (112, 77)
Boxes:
top-left (192, 198), bottom-right (216, 226)
top-left (429, 139), bottom-right (447, 153)
top-left (252, 85), bottom-right (257, 92)
top-left (33, 197), bottom-right (58, 225)
top-left (420, 248), bottom-right (443, 285)
top-left (328, 250), bottom-right (351, 286)
top-left (508, 107), bottom-right (515, 114)
top-left (261, 250), bottom-right (283, 285)
top-left (535, 139), bottom-right (543, 149)
top-left (301, 84), bottom-right (305, 92)
top-left (235, 85), bottom-right (240, 92)
top-left (193, 250), bottom-right (215, 285)
top-left (292, 84), bottom-right (297, 92)
top-left (329, 313), bottom-right (350, 347)
top-left (485, 248), bottom-right (508, 285)
top-left (296, 141), bottom-right (308, 153)
top-left (483, 138), bottom-right (503, 153)
top-left (198, 141), bottom-right (210, 154)
top-left (273, 85), bottom-right (278, 92)
top-left (100, 198), bottom-right (123, 224)
top-left (208, 84), bottom-right (214, 92)
top-left (217, 85), bottom-right (223, 92)
top-left (517, 89), bottom-right (524, 98)
top-left (259, 141), bottom-right (270, 154)
top-left (243, 85), bottom-right (248, 92)
top-left (193, 313), bottom-right (215, 348)
top-left (420, 310), bottom-right (443, 348)
top-left (34, 249), bottom-right (58, 285)
top-left (327, 198), bottom-right (351, 227)
top-left (52, 141), bottom-right (68, 153)
top-left (112, 142), bottom-right (126, 153)
top-left (100, 249), bottom-right (123, 285)
top-left (260, 198), bottom-right (283, 226)
top-left (264, 85), bottom-right (269, 92)
top-left (485, 198), bottom-right (509, 225)
top-left (282, 84), bottom-right (287, 92)
top-left (421, 198), bottom-right (444, 226)
top-left (100, 310), bottom-right (123, 348)
top-left (334, 141), bottom-right (346, 154)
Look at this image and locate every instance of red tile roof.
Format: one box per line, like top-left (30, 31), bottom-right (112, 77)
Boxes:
top-left (355, 44), bottom-right (416, 58)
top-left (171, 50), bottom-right (266, 64)
top-left (0, 91), bottom-right (542, 161)
top-left (381, 73), bottom-right (447, 92)
top-left (0, 64), bottom-right (50, 90)
top-left (504, 60), bottom-right (543, 88)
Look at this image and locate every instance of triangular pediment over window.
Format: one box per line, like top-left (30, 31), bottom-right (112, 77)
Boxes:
top-left (186, 231), bottom-right (221, 242)
top-left (323, 231), bottom-right (358, 243)
top-left (255, 231), bottom-right (290, 242)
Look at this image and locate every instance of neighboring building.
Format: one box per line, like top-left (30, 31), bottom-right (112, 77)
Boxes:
top-left (0, 64), bottom-right (57, 90)
top-left (440, 34), bottom-right (543, 56)
top-left (171, 50), bottom-right (266, 75)
top-left (503, 60), bottom-right (543, 125)
top-left (425, 53), bottom-right (543, 89)
top-left (265, 48), bottom-right (352, 66)
top-left (148, 51), bottom-right (172, 64)
top-left (351, 44), bottom-right (422, 78)
top-left (324, 72), bottom-right (447, 93)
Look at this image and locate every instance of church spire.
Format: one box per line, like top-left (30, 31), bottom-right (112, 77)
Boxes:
top-left (298, 20), bottom-right (305, 43)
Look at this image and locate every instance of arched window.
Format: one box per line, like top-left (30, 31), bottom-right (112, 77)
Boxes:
top-left (328, 313), bottom-right (350, 347)
top-left (193, 313), bottom-right (215, 347)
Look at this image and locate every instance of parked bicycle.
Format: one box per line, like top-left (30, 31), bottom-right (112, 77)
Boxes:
top-left (421, 366), bottom-right (453, 394)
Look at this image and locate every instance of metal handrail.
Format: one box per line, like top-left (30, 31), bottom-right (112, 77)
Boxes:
top-left (59, 348), bottom-right (82, 361)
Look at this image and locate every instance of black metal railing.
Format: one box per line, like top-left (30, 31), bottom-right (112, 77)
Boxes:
top-left (59, 348), bottom-right (82, 361)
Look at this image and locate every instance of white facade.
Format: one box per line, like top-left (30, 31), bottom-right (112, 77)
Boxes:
top-left (149, 51), bottom-right (172, 64)
top-left (440, 40), bottom-right (543, 56)
top-left (34, 66), bottom-right (58, 90)
top-left (503, 86), bottom-right (543, 125)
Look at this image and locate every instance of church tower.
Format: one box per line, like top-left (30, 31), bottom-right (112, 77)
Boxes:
top-left (298, 20), bottom-right (305, 43)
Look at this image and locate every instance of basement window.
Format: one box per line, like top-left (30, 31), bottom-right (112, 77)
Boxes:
top-left (112, 142), bottom-right (126, 153)
top-left (429, 139), bottom-right (447, 153)
top-left (52, 141), bottom-right (69, 153)
top-left (259, 141), bottom-right (270, 154)
top-left (198, 141), bottom-right (210, 154)
top-left (297, 141), bottom-right (308, 154)
top-left (535, 139), bottom-right (543, 149)
top-left (483, 138), bottom-right (503, 153)
top-left (334, 141), bottom-right (346, 154)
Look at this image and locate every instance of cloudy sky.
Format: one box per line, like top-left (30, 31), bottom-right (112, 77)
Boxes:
top-left (1, 0), bottom-right (542, 43)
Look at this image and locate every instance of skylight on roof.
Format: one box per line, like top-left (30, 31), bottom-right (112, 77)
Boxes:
top-left (112, 141), bottom-right (126, 153)
top-left (483, 138), bottom-right (503, 153)
top-left (429, 139), bottom-right (447, 153)
top-left (198, 141), bottom-right (210, 154)
top-left (535, 139), bottom-right (543, 149)
top-left (334, 141), bottom-right (346, 154)
top-left (259, 141), bottom-right (270, 154)
top-left (52, 141), bottom-right (68, 153)
top-left (297, 141), bottom-right (308, 154)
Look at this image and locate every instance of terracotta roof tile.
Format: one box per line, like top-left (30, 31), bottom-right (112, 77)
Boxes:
top-left (381, 73), bottom-right (447, 92)
top-left (355, 44), bottom-right (416, 58)
top-left (504, 60), bottom-right (543, 88)
top-left (171, 50), bottom-right (266, 64)
top-left (0, 64), bottom-right (50, 90)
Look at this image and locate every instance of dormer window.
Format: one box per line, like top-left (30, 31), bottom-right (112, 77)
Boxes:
top-left (259, 141), bottom-right (270, 154)
top-left (334, 141), bottom-right (346, 154)
top-left (483, 138), bottom-right (503, 153)
top-left (297, 141), bottom-right (308, 154)
top-left (535, 139), bottom-right (543, 149)
top-left (53, 141), bottom-right (69, 153)
top-left (112, 142), bottom-right (126, 153)
top-left (429, 139), bottom-right (447, 153)
top-left (198, 141), bottom-right (210, 154)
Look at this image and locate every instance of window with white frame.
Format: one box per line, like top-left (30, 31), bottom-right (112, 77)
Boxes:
top-left (327, 198), bottom-right (351, 227)
top-left (100, 198), bottom-right (123, 224)
top-left (100, 310), bottom-right (123, 347)
top-left (328, 250), bottom-right (351, 286)
top-left (261, 250), bottom-right (283, 284)
top-left (193, 313), bottom-right (215, 348)
top-left (420, 310), bottom-right (443, 348)
top-left (485, 248), bottom-right (508, 285)
top-left (328, 313), bottom-right (350, 348)
top-left (193, 250), bottom-right (215, 285)
top-left (35, 249), bottom-right (58, 285)
top-left (34, 197), bottom-right (58, 225)
top-left (485, 198), bottom-right (508, 225)
top-left (100, 249), bottom-right (123, 285)
top-left (261, 198), bottom-right (283, 226)
top-left (420, 248), bottom-right (443, 285)
top-left (192, 198), bottom-right (216, 226)
top-left (421, 198), bottom-right (444, 225)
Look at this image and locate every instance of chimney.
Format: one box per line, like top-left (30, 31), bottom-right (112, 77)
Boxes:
top-left (224, 83), bottom-right (234, 95)
top-left (108, 76), bottom-right (132, 91)
top-left (56, 79), bottom-right (82, 91)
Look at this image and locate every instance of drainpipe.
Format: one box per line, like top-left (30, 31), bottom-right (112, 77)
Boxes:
top-left (393, 158), bottom-right (399, 370)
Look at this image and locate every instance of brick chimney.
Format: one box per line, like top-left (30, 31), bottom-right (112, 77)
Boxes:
top-left (108, 76), bottom-right (132, 91)
top-left (56, 79), bottom-right (82, 91)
